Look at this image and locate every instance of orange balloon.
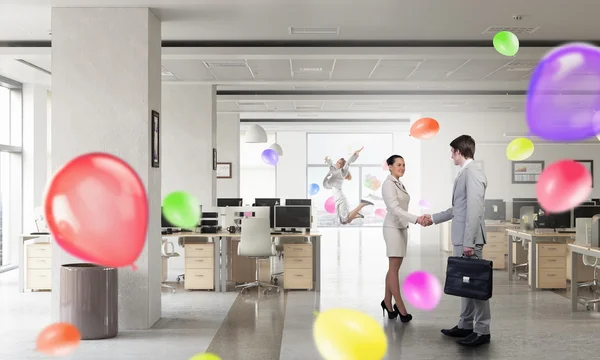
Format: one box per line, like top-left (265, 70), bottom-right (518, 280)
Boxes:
top-left (36, 322), bottom-right (81, 356)
top-left (410, 117), bottom-right (440, 139)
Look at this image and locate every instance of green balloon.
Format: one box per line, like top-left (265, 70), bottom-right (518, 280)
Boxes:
top-left (162, 191), bottom-right (200, 228)
top-left (493, 31), bottom-right (519, 56)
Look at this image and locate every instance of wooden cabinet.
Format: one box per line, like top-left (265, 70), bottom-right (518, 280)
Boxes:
top-left (483, 226), bottom-right (511, 269)
top-left (284, 243), bottom-right (313, 290)
top-left (535, 243), bottom-right (567, 289)
top-left (184, 243), bottom-right (214, 290)
top-left (26, 243), bottom-right (52, 291)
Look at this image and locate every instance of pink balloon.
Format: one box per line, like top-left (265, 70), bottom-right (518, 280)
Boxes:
top-left (381, 161), bottom-right (389, 171)
top-left (401, 271), bottom-right (442, 311)
top-left (374, 208), bottom-right (387, 218)
top-left (536, 160), bottom-right (592, 213)
top-left (418, 199), bottom-right (431, 209)
top-left (44, 153), bottom-right (148, 268)
top-left (324, 196), bottom-right (336, 214)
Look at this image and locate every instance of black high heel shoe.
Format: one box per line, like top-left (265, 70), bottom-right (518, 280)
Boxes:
top-left (394, 304), bottom-right (413, 323)
top-left (380, 300), bottom-right (398, 319)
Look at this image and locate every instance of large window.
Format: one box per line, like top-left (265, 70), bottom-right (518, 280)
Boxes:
top-left (240, 132), bottom-right (277, 204)
top-left (0, 81), bottom-right (23, 270)
top-left (307, 133), bottom-right (394, 227)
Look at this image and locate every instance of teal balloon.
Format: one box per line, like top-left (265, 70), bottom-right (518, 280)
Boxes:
top-left (162, 191), bottom-right (200, 228)
top-left (493, 31), bottom-right (519, 56)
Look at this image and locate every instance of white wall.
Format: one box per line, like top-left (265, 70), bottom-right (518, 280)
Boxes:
top-left (420, 112), bottom-right (600, 239)
top-left (276, 132), bottom-right (306, 200)
top-left (217, 113), bottom-right (240, 198)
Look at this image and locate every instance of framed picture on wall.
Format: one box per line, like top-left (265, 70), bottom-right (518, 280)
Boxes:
top-left (216, 162), bottom-right (232, 179)
top-left (151, 110), bottom-right (160, 168)
top-left (575, 160), bottom-right (594, 187)
top-left (512, 161), bottom-right (544, 184)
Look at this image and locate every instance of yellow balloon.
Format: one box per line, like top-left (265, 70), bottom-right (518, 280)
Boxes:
top-left (506, 137), bottom-right (534, 161)
top-left (313, 308), bottom-right (387, 360)
top-left (189, 353), bottom-right (221, 360)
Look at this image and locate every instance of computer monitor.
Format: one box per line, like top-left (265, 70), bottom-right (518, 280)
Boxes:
top-left (274, 205), bottom-right (311, 230)
top-left (574, 205), bottom-right (600, 220)
top-left (512, 199), bottom-right (539, 220)
top-left (255, 198), bottom-right (281, 228)
top-left (580, 201), bottom-right (596, 206)
top-left (536, 211), bottom-right (571, 229)
top-left (285, 199), bottom-right (312, 206)
top-left (593, 198), bottom-right (600, 205)
top-left (217, 198), bottom-right (243, 207)
top-left (484, 199), bottom-right (506, 221)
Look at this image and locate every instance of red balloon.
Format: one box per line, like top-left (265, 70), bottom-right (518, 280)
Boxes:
top-left (536, 160), bottom-right (592, 213)
top-left (410, 117), bottom-right (440, 139)
top-left (44, 153), bottom-right (148, 268)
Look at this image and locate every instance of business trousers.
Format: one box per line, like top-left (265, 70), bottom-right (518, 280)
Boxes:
top-left (452, 244), bottom-right (491, 335)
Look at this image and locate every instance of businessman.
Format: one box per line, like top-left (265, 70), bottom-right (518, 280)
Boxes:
top-left (423, 135), bottom-right (490, 347)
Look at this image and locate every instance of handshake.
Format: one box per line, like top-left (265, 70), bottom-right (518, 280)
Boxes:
top-left (416, 214), bottom-right (433, 227)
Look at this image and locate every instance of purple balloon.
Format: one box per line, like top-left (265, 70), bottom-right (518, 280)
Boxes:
top-left (401, 271), bottom-right (442, 311)
top-left (527, 43), bottom-right (600, 141)
top-left (261, 149), bottom-right (279, 166)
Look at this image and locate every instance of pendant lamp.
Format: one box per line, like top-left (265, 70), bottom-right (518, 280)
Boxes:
top-left (269, 143), bottom-right (283, 156)
top-left (245, 124), bottom-right (267, 143)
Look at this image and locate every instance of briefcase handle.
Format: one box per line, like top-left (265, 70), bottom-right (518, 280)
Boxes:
top-left (460, 254), bottom-right (480, 259)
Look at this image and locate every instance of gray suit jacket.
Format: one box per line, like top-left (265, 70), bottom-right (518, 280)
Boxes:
top-left (382, 175), bottom-right (419, 228)
top-left (432, 162), bottom-right (488, 247)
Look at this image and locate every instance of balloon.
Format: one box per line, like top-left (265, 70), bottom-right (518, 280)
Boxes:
top-left (189, 353), bottom-right (222, 360)
top-left (536, 160), bottom-right (592, 213)
top-left (261, 148), bottom-right (279, 166)
top-left (410, 117), bottom-right (440, 139)
top-left (506, 138), bottom-right (535, 161)
top-left (418, 199), bottom-right (431, 209)
top-left (381, 160), bottom-right (389, 171)
top-left (493, 31), bottom-right (519, 56)
top-left (313, 308), bottom-right (387, 360)
top-left (401, 271), bottom-right (442, 311)
top-left (374, 208), bottom-right (387, 218)
top-left (526, 43), bottom-right (600, 141)
top-left (324, 196), bottom-right (336, 214)
top-left (162, 191), bottom-right (200, 228)
top-left (44, 153), bottom-right (148, 268)
top-left (363, 174), bottom-right (382, 191)
top-left (308, 183), bottom-right (320, 196)
top-left (36, 322), bottom-right (81, 356)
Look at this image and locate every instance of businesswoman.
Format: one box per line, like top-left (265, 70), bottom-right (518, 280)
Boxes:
top-left (380, 154), bottom-right (422, 323)
top-left (323, 146), bottom-right (373, 224)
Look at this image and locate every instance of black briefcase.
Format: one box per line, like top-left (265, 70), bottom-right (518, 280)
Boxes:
top-left (444, 256), bottom-right (493, 301)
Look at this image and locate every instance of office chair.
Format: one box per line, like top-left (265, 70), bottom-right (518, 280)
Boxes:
top-left (270, 237), bottom-right (284, 285)
top-left (235, 217), bottom-right (280, 295)
top-left (176, 237), bottom-right (185, 283)
top-left (575, 219), bottom-right (600, 310)
top-left (513, 238), bottom-right (529, 281)
top-left (161, 239), bottom-right (180, 294)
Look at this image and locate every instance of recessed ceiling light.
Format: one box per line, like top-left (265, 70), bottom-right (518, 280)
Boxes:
top-left (289, 27), bottom-right (340, 35)
top-left (161, 70), bottom-right (174, 76)
top-left (482, 26), bottom-right (540, 35)
top-left (487, 106), bottom-right (515, 111)
top-left (506, 67), bottom-right (533, 72)
top-left (204, 60), bottom-right (247, 68)
top-left (298, 68), bottom-right (323, 72)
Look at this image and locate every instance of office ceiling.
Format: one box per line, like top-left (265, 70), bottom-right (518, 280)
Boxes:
top-left (0, 0), bottom-right (598, 42)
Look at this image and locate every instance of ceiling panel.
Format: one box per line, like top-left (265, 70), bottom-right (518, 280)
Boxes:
top-left (266, 101), bottom-right (295, 111)
top-left (446, 59), bottom-right (512, 81)
top-left (162, 59), bottom-right (215, 81)
top-left (322, 101), bottom-right (354, 110)
top-left (483, 60), bottom-right (537, 81)
top-left (247, 59), bottom-right (291, 80)
top-left (407, 59), bottom-right (469, 81)
top-left (369, 59), bottom-right (424, 80)
top-left (291, 59), bottom-right (335, 73)
top-left (208, 64), bottom-right (254, 81)
top-left (331, 59), bottom-right (378, 80)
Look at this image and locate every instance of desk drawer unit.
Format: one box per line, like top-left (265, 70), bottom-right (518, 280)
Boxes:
top-left (184, 243), bottom-right (214, 290)
top-left (536, 243), bottom-right (567, 289)
top-left (483, 229), bottom-right (507, 269)
top-left (284, 243), bottom-right (313, 290)
top-left (26, 243), bottom-right (52, 291)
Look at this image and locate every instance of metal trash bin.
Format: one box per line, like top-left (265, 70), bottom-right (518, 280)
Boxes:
top-left (60, 263), bottom-right (118, 340)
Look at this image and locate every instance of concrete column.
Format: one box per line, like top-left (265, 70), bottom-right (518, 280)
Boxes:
top-left (50, 7), bottom-right (162, 330)
top-left (276, 131), bottom-right (306, 199)
top-left (217, 113), bottom-right (240, 198)
top-left (22, 84), bottom-right (48, 233)
top-left (161, 84), bottom-right (217, 207)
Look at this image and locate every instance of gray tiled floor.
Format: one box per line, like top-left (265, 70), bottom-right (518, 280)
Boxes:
top-left (2, 227), bottom-right (600, 359)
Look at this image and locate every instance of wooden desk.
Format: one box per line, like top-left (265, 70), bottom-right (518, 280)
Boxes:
top-left (569, 244), bottom-right (600, 311)
top-left (18, 234), bottom-right (52, 292)
top-left (506, 230), bottom-right (575, 290)
top-left (173, 231), bottom-right (322, 292)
